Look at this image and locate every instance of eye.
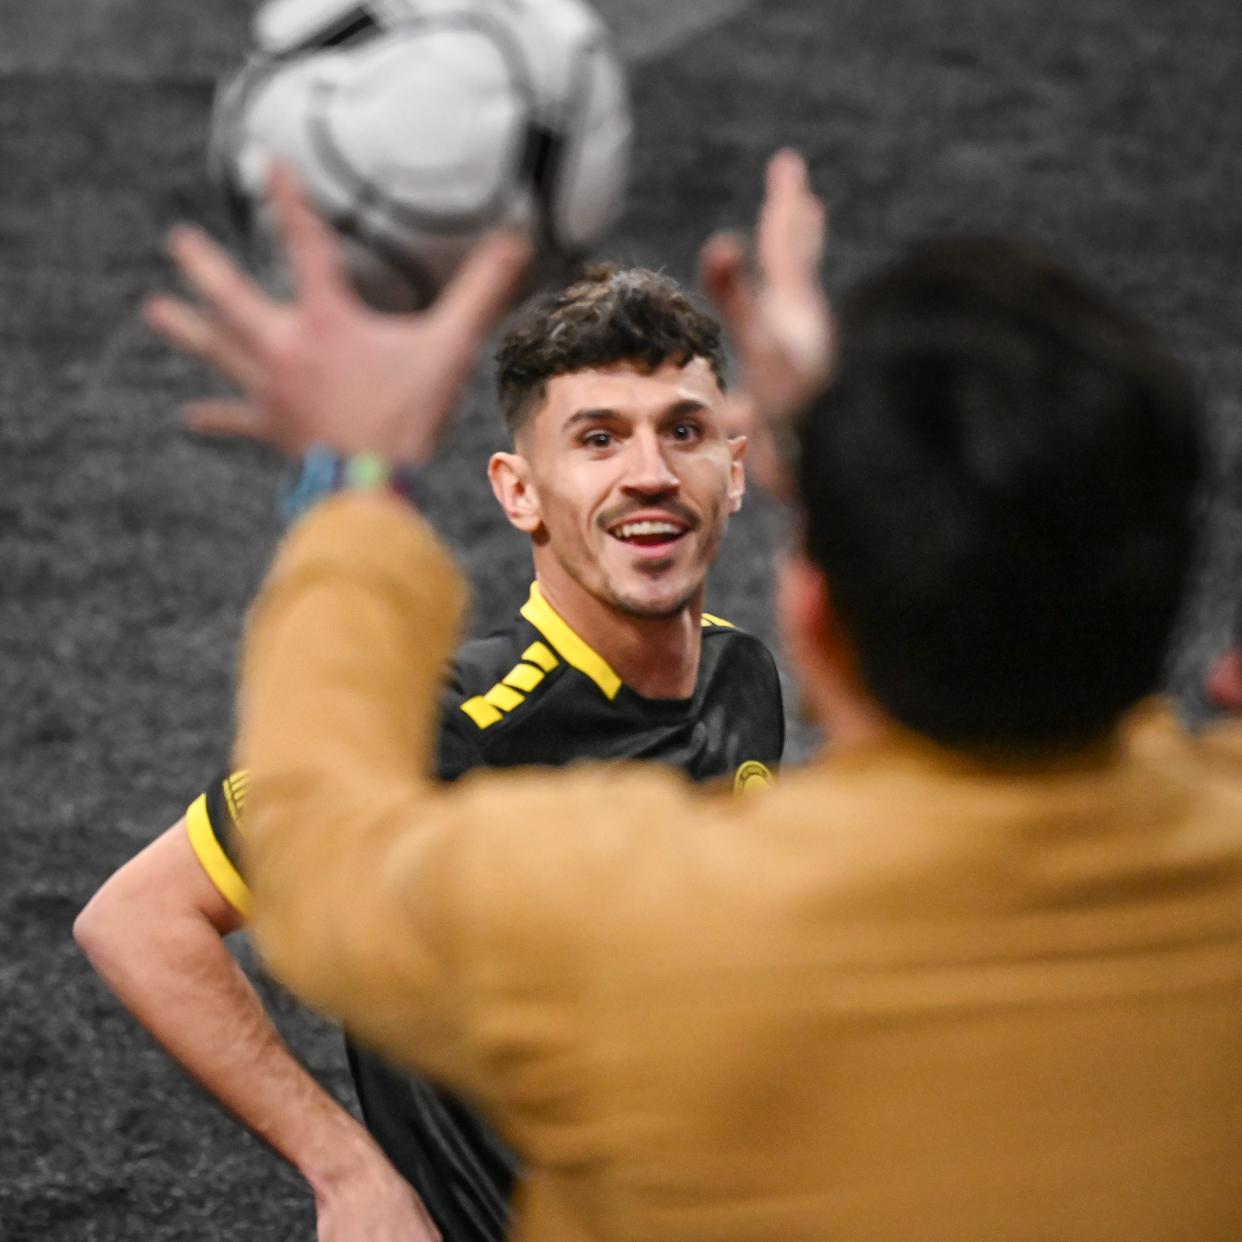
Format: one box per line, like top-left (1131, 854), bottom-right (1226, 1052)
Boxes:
top-left (581, 430), bottom-right (614, 449)
top-left (670, 420), bottom-right (703, 443)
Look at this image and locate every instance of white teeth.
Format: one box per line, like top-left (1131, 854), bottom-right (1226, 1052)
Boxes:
top-left (615, 520), bottom-right (682, 540)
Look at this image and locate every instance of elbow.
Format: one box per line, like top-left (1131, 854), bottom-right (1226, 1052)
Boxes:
top-left (73, 881), bottom-right (126, 970)
top-left (73, 887), bottom-right (107, 959)
top-left (74, 873), bottom-right (164, 985)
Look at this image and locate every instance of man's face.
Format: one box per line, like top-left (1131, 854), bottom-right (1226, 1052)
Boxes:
top-left (497, 358), bottom-right (746, 619)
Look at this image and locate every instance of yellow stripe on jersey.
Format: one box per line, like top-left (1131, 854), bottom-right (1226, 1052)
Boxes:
top-left (461, 695), bottom-right (504, 728)
top-left (701, 611), bottom-right (735, 628)
top-left (484, 683), bottom-right (525, 713)
top-left (222, 771), bottom-right (248, 826)
top-left (461, 658), bottom-right (553, 730)
top-left (521, 641), bottom-right (559, 672)
top-left (185, 792), bottom-right (251, 917)
top-left (521, 582), bottom-right (622, 700)
top-left (503, 662), bottom-right (546, 693)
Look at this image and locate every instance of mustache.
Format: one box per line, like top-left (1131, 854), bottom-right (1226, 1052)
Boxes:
top-left (597, 499), bottom-right (700, 532)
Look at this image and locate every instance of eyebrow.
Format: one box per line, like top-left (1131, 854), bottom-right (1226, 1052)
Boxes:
top-left (562, 399), bottom-right (711, 433)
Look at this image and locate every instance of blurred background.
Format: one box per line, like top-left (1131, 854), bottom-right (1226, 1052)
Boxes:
top-left (2, 0), bottom-right (1240, 1236)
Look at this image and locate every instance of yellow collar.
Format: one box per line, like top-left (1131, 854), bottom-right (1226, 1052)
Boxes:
top-left (520, 582), bottom-right (623, 700)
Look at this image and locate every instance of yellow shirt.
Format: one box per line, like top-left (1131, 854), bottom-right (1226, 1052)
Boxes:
top-left (239, 494), bottom-right (1242, 1241)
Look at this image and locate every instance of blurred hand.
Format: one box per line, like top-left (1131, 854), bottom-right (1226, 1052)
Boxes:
top-left (699, 149), bottom-right (832, 491)
top-left (143, 165), bottom-right (530, 465)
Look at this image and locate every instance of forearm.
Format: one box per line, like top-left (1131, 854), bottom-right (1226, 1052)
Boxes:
top-left (76, 858), bottom-right (389, 1188)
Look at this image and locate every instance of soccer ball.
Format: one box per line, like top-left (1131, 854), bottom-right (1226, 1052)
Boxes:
top-left (210, 0), bottom-right (632, 310)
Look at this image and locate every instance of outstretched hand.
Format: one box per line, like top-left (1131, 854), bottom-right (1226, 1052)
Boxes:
top-left (699, 149), bottom-right (832, 490)
top-left (143, 166), bottom-right (531, 465)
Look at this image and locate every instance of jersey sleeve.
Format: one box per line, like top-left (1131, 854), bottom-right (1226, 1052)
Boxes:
top-left (183, 699), bottom-right (474, 919)
top-left (185, 770), bottom-right (251, 917)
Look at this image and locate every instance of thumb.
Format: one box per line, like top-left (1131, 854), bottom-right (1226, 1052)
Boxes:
top-left (435, 230), bottom-right (533, 349)
top-left (698, 230), bottom-right (756, 344)
top-left (185, 398), bottom-right (272, 441)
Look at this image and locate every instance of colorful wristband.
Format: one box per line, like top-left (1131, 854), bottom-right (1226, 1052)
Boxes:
top-left (280, 446), bottom-right (423, 524)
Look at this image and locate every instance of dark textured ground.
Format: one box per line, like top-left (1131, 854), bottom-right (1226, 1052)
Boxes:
top-left (3, 0), bottom-right (1240, 1237)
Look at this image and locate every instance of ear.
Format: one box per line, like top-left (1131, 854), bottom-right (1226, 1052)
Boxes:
top-left (777, 551), bottom-right (832, 670)
top-left (488, 451), bottom-right (543, 534)
top-left (777, 549), bottom-right (864, 694)
top-left (727, 435), bottom-right (748, 514)
top-left (778, 549), bottom-right (889, 743)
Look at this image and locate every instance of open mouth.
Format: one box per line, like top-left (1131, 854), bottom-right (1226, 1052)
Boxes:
top-left (608, 518), bottom-right (690, 548)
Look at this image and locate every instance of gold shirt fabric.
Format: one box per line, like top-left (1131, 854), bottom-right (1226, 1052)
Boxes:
top-left (238, 494), bottom-right (1242, 1241)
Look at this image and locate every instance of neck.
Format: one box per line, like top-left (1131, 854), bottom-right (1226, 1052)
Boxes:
top-left (818, 694), bottom-right (891, 753)
top-left (532, 560), bottom-right (703, 700)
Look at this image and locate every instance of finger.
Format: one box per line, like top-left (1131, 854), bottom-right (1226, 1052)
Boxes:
top-left (434, 230), bottom-right (533, 348)
top-left (142, 294), bottom-right (262, 389)
top-left (167, 224), bottom-right (282, 351)
top-left (266, 162), bottom-right (352, 308)
top-left (698, 230), bottom-right (757, 342)
top-left (184, 398), bottom-right (272, 441)
top-left (758, 149), bottom-right (826, 289)
top-left (759, 156), bottom-right (824, 285)
top-left (766, 147), bottom-right (809, 196)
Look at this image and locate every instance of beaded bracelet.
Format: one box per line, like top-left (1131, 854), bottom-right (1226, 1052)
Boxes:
top-left (280, 445), bottom-right (424, 524)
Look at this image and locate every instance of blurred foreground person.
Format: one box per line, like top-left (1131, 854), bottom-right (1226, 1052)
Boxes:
top-left (174, 155), bottom-right (1242, 1239)
top-left (76, 262), bottom-right (782, 1242)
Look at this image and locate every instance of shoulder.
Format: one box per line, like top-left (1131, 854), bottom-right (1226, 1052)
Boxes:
top-left (699, 614), bottom-right (783, 696)
top-left (697, 613), bottom-right (786, 767)
top-left (1127, 700), bottom-right (1242, 770)
top-left (1193, 716), bottom-right (1242, 771)
top-left (700, 611), bottom-right (775, 658)
top-left (446, 624), bottom-right (564, 723)
top-left (437, 625), bottom-right (570, 768)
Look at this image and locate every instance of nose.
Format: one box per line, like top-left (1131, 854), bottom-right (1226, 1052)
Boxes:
top-left (620, 428), bottom-right (680, 498)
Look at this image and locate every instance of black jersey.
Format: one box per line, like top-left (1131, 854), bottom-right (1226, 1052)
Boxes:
top-left (187, 582), bottom-right (784, 1242)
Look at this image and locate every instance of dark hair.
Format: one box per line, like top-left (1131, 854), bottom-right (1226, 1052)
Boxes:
top-left (796, 237), bottom-right (1204, 753)
top-left (495, 264), bottom-right (727, 435)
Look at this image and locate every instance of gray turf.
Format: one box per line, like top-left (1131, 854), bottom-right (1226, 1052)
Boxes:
top-left (3, 0), bottom-right (1241, 1237)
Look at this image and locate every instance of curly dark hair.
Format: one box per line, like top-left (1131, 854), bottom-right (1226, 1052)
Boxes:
top-left (494, 264), bottom-right (727, 436)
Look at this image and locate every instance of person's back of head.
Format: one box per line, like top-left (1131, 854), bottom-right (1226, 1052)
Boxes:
top-left (796, 238), bottom-right (1204, 754)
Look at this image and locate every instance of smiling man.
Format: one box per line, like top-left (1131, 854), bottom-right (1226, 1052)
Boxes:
top-left (76, 263), bottom-right (783, 1242)
top-left (488, 269), bottom-right (749, 700)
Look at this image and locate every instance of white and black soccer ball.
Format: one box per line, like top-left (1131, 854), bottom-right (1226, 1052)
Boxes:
top-left (210, 0), bottom-right (632, 310)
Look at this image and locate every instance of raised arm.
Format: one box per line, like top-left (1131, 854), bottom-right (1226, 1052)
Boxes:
top-left (75, 813), bottom-right (441, 1241)
top-left (698, 149), bottom-right (832, 490)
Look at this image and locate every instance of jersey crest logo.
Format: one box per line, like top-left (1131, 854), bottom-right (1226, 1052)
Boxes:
top-left (733, 760), bottom-right (775, 794)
